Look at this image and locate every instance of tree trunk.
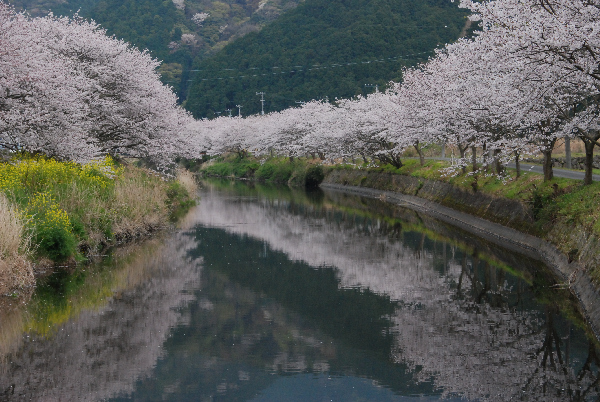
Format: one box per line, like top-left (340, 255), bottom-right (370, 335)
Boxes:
top-left (583, 138), bottom-right (595, 185)
top-left (515, 151), bottom-right (521, 178)
top-left (441, 143), bottom-right (446, 158)
top-left (414, 142), bottom-right (425, 166)
top-left (565, 137), bottom-right (572, 169)
top-left (482, 143), bottom-right (489, 173)
top-left (470, 146), bottom-right (479, 192)
top-left (390, 153), bottom-right (403, 168)
top-left (542, 147), bottom-right (554, 182)
top-left (471, 146), bottom-right (478, 173)
top-left (493, 149), bottom-right (505, 176)
top-left (459, 144), bottom-right (468, 174)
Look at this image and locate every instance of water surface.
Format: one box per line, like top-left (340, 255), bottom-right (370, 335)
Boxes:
top-left (1, 180), bottom-right (599, 401)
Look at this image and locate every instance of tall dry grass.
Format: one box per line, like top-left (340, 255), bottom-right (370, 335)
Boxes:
top-left (176, 168), bottom-right (198, 196)
top-left (0, 154), bottom-right (198, 293)
top-left (0, 194), bottom-right (33, 294)
top-left (111, 168), bottom-right (169, 238)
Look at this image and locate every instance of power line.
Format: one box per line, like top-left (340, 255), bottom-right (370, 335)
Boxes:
top-left (365, 83), bottom-right (379, 93)
top-left (183, 50), bottom-right (434, 84)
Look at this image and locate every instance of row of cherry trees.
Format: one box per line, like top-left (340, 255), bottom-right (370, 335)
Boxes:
top-left (191, 0), bottom-right (600, 184)
top-left (4, 0), bottom-right (599, 180)
top-left (0, 2), bottom-right (196, 164)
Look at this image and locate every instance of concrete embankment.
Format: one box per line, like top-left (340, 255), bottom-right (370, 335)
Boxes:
top-left (321, 169), bottom-right (600, 341)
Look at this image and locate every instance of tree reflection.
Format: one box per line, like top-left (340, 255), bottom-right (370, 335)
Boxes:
top-left (1, 182), bottom-right (599, 401)
top-left (0, 233), bottom-right (202, 401)
top-left (191, 181), bottom-right (600, 401)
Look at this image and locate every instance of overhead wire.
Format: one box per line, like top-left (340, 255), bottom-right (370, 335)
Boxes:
top-left (183, 50), bottom-right (434, 84)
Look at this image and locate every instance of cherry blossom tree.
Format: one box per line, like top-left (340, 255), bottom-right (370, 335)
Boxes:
top-left (0, 3), bottom-right (94, 160)
top-left (458, 0), bottom-right (600, 183)
top-left (1, 2), bottom-right (196, 165)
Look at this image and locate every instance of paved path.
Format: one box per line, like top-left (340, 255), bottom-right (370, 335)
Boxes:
top-left (428, 157), bottom-right (600, 182)
top-left (507, 162), bottom-right (600, 181)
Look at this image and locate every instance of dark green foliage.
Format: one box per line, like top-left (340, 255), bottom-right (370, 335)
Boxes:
top-left (304, 165), bottom-right (324, 187)
top-left (204, 157), bottom-right (259, 178)
top-left (203, 156), bottom-right (325, 187)
top-left (36, 226), bottom-right (78, 262)
top-left (254, 162), bottom-right (276, 181)
top-left (203, 162), bottom-right (234, 177)
top-left (255, 160), bottom-right (294, 183)
top-left (262, 161), bottom-right (294, 183)
top-left (218, 156), bottom-right (295, 184)
top-left (166, 181), bottom-right (196, 220)
top-left (186, 0), bottom-right (469, 117)
top-left (84, 0), bottom-right (182, 60)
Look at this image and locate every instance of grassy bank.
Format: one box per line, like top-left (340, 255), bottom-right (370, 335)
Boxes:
top-left (201, 155), bottom-right (600, 283)
top-left (201, 154), bottom-right (324, 187)
top-left (329, 159), bottom-right (600, 282)
top-left (0, 154), bottom-right (197, 294)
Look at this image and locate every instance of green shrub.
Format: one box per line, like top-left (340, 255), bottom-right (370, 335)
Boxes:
top-left (271, 163), bottom-right (294, 183)
top-left (25, 192), bottom-right (77, 262)
top-left (254, 159), bottom-right (294, 183)
top-left (166, 180), bottom-right (196, 220)
top-left (37, 226), bottom-right (77, 262)
top-left (305, 165), bottom-right (324, 187)
top-left (232, 161), bottom-right (259, 177)
top-left (204, 163), bottom-right (233, 177)
top-left (255, 163), bottom-right (276, 180)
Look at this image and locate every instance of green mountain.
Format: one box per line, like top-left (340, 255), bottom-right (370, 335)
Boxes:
top-left (185, 0), bottom-right (470, 118)
top-left (10, 0), bottom-right (470, 115)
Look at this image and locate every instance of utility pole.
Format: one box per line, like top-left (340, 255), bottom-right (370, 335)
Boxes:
top-left (226, 108), bottom-right (232, 117)
top-left (365, 83), bottom-right (379, 93)
top-left (256, 92), bottom-right (266, 115)
top-left (236, 104), bottom-right (243, 117)
top-left (565, 137), bottom-right (572, 169)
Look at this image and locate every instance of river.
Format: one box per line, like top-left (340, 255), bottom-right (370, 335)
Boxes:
top-left (0, 179), bottom-right (599, 401)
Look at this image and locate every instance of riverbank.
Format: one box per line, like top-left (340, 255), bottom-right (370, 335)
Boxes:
top-left (0, 154), bottom-right (197, 295)
top-left (199, 155), bottom-right (600, 288)
top-left (323, 162), bottom-right (600, 277)
top-left (201, 154), bottom-right (324, 187)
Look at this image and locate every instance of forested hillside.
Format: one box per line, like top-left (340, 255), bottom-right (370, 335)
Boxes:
top-left (185, 0), bottom-right (470, 118)
top-left (9, 0), bottom-right (469, 115)
top-left (8, 0), bottom-right (303, 98)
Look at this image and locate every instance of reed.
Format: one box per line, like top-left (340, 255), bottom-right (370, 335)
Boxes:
top-left (0, 194), bottom-right (33, 293)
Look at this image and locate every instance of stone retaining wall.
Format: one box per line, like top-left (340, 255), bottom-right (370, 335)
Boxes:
top-left (322, 170), bottom-right (600, 342)
top-left (324, 169), bottom-right (535, 233)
